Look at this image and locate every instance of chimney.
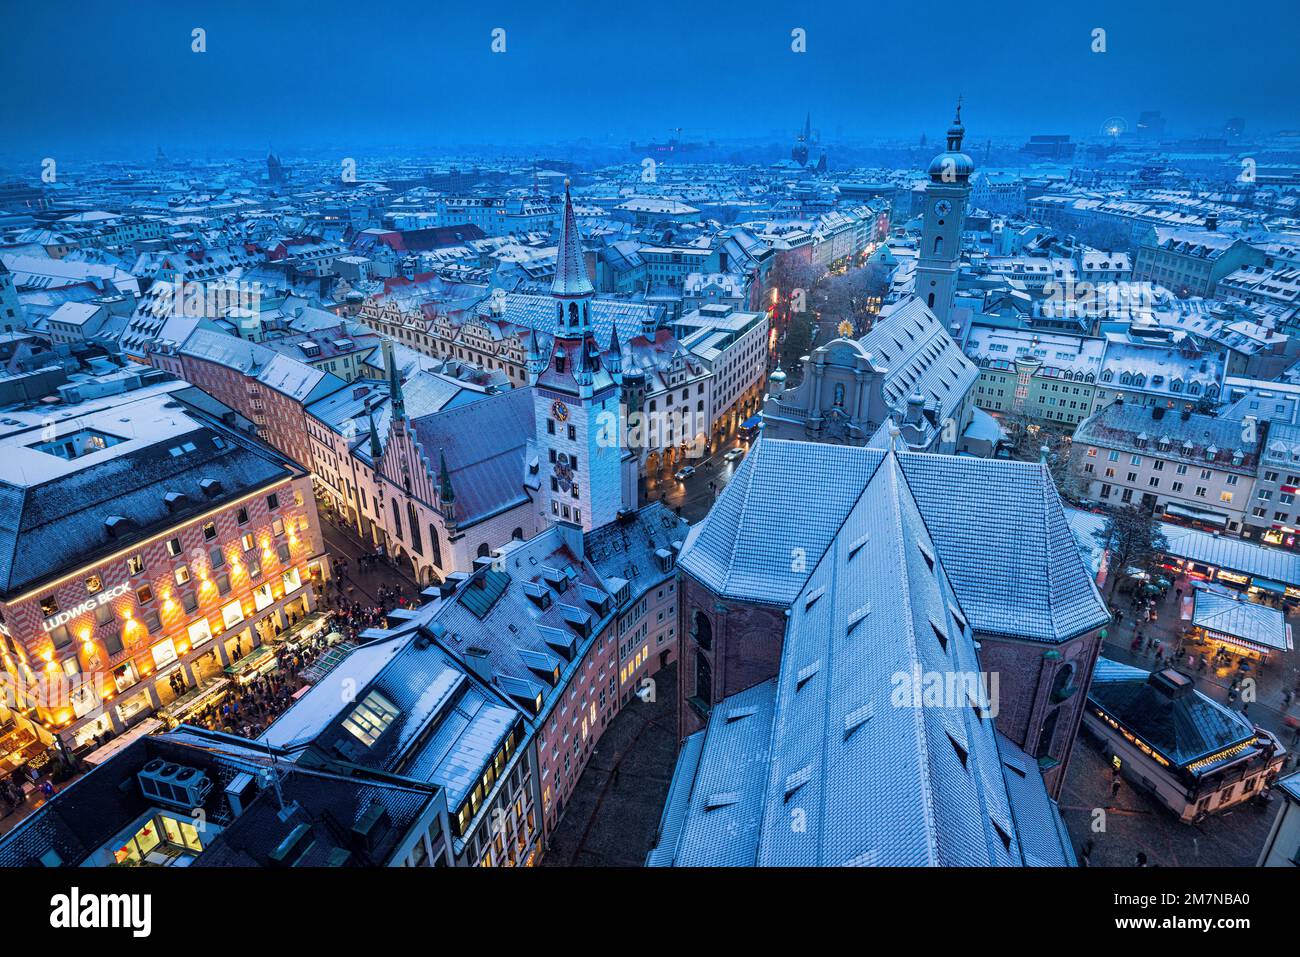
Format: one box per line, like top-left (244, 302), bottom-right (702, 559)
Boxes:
top-left (439, 571), bottom-right (468, 599)
top-left (1205, 213), bottom-right (1218, 232)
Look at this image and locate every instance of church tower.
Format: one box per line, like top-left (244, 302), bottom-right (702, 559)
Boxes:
top-left (535, 182), bottom-right (623, 531)
top-left (916, 100), bottom-right (973, 326)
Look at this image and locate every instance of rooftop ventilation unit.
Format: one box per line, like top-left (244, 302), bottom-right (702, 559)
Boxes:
top-left (138, 759), bottom-right (213, 810)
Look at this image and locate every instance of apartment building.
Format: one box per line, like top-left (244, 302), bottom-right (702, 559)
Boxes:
top-left (1072, 402), bottom-right (1263, 532)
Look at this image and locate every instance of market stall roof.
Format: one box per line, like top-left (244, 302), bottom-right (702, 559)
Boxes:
top-left (79, 717), bottom-right (163, 768)
top-left (1192, 588), bottom-right (1293, 652)
top-left (223, 645), bottom-right (276, 677)
top-left (1065, 506), bottom-right (1300, 589)
top-left (1164, 503), bottom-right (1229, 527)
top-left (1161, 522), bottom-right (1300, 587)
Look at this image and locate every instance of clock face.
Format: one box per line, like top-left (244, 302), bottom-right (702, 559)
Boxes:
top-left (934, 199), bottom-right (952, 216)
top-left (551, 400), bottom-right (569, 422)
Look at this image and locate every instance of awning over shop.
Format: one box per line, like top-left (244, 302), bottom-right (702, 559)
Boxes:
top-left (275, 611), bottom-right (328, 649)
top-left (1252, 578), bottom-right (1287, 595)
top-left (1066, 505), bottom-right (1300, 591)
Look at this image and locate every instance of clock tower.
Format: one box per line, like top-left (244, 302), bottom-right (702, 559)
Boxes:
top-left (535, 181), bottom-right (624, 531)
top-left (916, 100), bottom-right (973, 326)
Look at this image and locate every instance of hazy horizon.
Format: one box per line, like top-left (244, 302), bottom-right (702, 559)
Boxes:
top-left (1, 0), bottom-right (1295, 164)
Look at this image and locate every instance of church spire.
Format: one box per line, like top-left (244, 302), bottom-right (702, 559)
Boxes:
top-left (947, 96), bottom-right (965, 152)
top-left (606, 324), bottom-right (623, 378)
top-left (552, 179), bottom-right (594, 301)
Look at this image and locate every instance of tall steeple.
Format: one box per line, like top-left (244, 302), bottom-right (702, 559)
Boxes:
top-left (917, 99), bottom-right (974, 325)
top-left (541, 180), bottom-right (606, 392)
top-left (552, 180), bottom-right (594, 305)
top-left (606, 324), bottom-right (623, 379)
top-left (534, 178), bottom-right (623, 532)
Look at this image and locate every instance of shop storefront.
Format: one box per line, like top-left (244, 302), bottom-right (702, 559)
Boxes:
top-left (0, 710), bottom-right (53, 775)
top-left (1261, 524), bottom-right (1300, 549)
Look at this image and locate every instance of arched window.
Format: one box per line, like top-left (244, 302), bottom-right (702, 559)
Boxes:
top-left (692, 610), bottom-right (712, 651)
top-left (476, 542), bottom-right (491, 559)
top-left (1050, 663), bottom-right (1076, 702)
top-left (390, 499), bottom-right (402, 540)
top-left (512, 527), bottom-right (524, 540)
top-left (932, 235), bottom-right (943, 256)
top-left (407, 502), bottom-right (422, 554)
top-left (1036, 707), bottom-right (1061, 760)
top-left (695, 651), bottom-right (712, 706)
top-left (927, 292), bottom-right (935, 308)
top-left (428, 524), bottom-right (442, 569)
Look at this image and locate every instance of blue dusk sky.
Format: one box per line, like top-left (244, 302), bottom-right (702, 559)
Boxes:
top-left (0, 0), bottom-right (1295, 159)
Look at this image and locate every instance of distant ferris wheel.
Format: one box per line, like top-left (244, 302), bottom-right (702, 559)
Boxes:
top-left (1100, 117), bottom-right (1128, 140)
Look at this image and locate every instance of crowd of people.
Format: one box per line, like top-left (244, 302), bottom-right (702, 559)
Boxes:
top-left (186, 560), bottom-right (415, 739)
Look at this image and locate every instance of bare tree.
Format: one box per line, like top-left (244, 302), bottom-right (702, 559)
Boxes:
top-left (1098, 504), bottom-right (1169, 600)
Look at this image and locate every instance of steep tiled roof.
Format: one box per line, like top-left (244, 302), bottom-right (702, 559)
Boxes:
top-left (408, 388), bottom-right (536, 528)
top-left (679, 438), bottom-right (1108, 642)
top-left (652, 451), bottom-right (1078, 866)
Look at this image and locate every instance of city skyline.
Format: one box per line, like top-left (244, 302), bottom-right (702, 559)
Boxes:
top-left (0, 1), bottom-right (1297, 925)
